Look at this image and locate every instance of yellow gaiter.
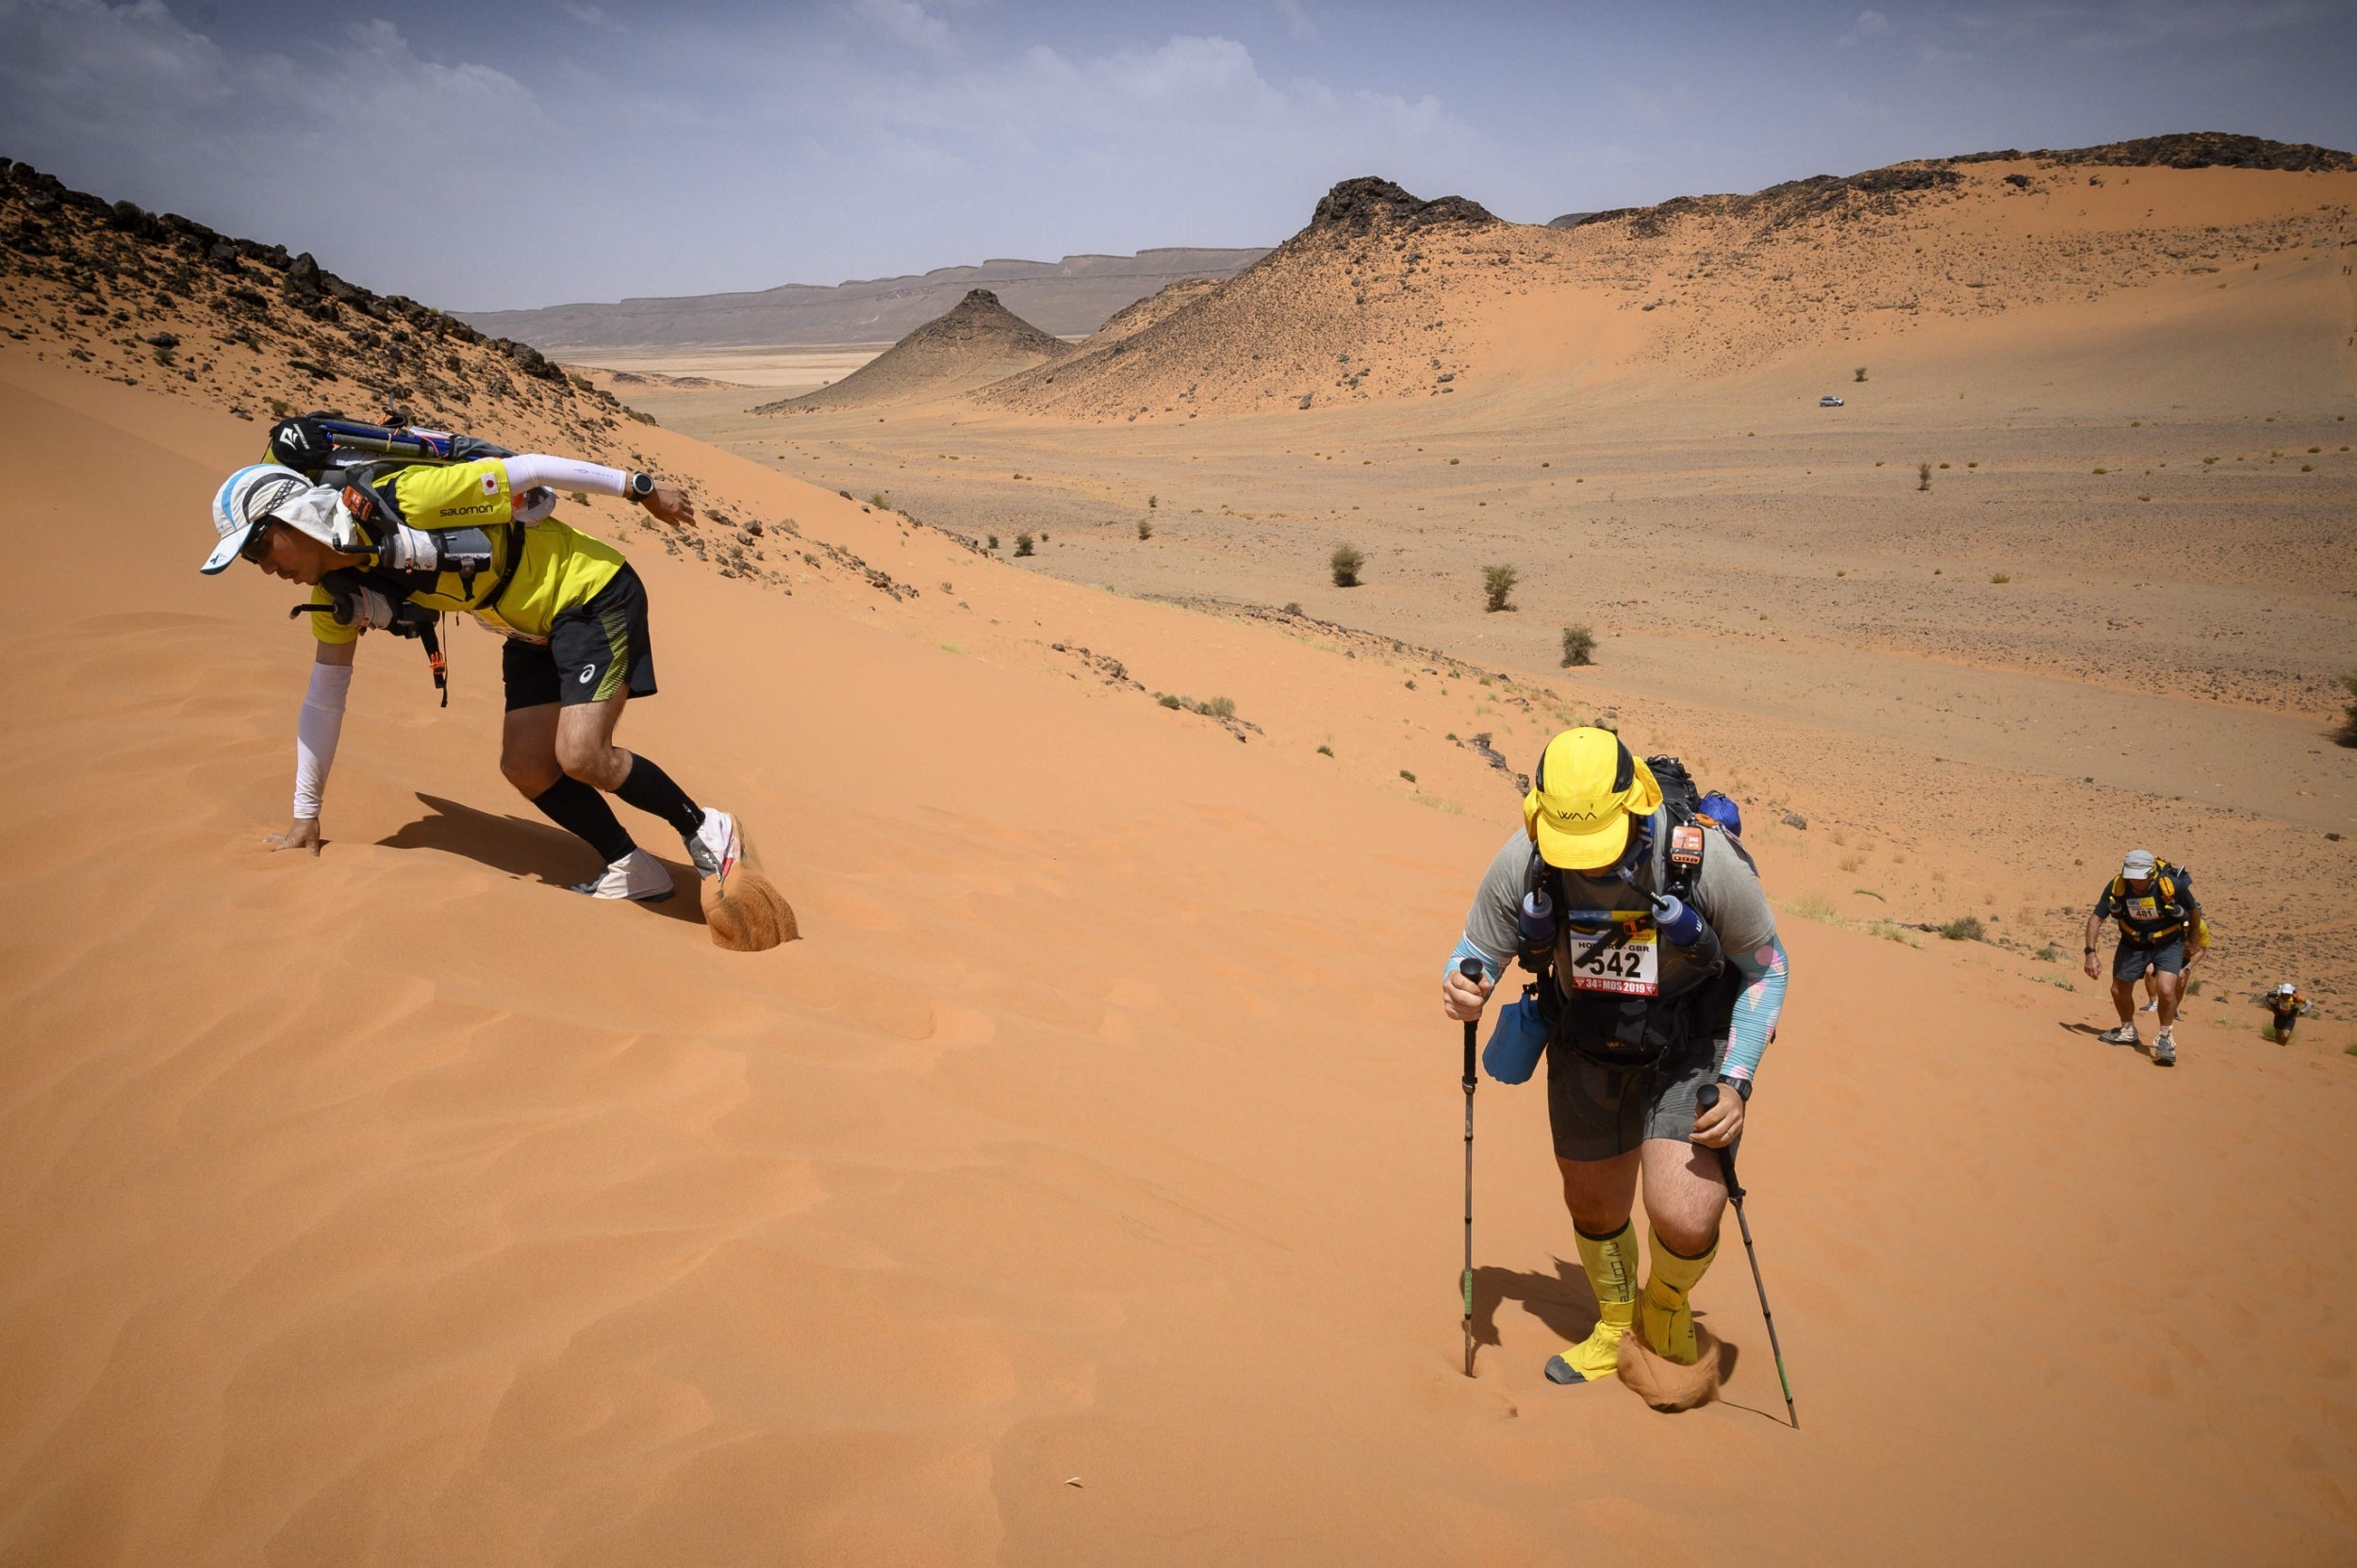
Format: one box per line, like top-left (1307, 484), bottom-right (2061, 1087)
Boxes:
top-left (1640, 1227), bottom-right (1720, 1365)
top-left (1545, 1222), bottom-right (1639, 1384)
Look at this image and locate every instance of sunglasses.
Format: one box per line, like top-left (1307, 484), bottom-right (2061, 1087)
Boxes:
top-left (239, 519), bottom-right (280, 563)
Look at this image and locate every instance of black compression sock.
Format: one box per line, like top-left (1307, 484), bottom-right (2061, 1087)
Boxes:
top-left (532, 776), bottom-right (636, 865)
top-left (615, 752), bottom-right (705, 838)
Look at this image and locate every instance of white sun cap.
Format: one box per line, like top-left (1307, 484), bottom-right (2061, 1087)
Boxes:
top-left (2119, 849), bottom-right (2157, 881)
top-left (203, 463), bottom-right (329, 574)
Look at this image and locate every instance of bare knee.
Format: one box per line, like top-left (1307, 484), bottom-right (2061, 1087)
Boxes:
top-left (557, 737), bottom-right (627, 791)
top-left (502, 751), bottom-right (559, 798)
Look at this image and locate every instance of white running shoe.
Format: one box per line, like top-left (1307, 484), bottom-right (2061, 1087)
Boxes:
top-left (2152, 1029), bottom-right (2177, 1066)
top-left (2097, 1024), bottom-right (2140, 1046)
top-left (684, 807), bottom-right (741, 882)
top-left (2137, 998), bottom-right (2158, 1014)
top-left (569, 849), bottom-right (674, 903)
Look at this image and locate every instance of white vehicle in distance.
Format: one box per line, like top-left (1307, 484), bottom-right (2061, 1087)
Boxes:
top-left (1819, 395), bottom-right (1845, 407)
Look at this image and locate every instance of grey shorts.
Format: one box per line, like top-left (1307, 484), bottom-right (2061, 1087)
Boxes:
top-left (2113, 938), bottom-right (2185, 982)
top-left (1545, 1033), bottom-right (1722, 1163)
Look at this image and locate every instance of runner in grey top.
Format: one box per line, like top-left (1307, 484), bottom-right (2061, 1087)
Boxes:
top-left (1440, 728), bottom-right (1789, 1393)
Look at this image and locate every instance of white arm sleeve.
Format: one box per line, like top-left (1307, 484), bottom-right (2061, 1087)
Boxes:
top-left (293, 662), bottom-right (352, 819)
top-left (500, 454), bottom-right (634, 496)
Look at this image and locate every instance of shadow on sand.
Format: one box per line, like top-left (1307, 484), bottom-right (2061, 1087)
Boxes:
top-left (378, 793), bottom-right (702, 924)
top-left (1474, 1257), bottom-right (1751, 1409)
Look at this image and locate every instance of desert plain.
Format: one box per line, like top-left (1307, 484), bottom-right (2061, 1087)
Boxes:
top-left (2, 136), bottom-right (2354, 1565)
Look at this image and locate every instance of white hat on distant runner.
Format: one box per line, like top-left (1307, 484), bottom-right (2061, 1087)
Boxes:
top-left (2120, 849), bottom-right (2157, 880)
top-left (2275, 982), bottom-right (2298, 996)
top-left (202, 463), bottom-right (345, 573)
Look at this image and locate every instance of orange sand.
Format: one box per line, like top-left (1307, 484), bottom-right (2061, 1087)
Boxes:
top-left (4, 332), bottom-right (2355, 1564)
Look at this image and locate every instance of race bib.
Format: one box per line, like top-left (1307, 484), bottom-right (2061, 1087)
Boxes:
top-left (2128, 896), bottom-right (2160, 921)
top-left (1567, 925), bottom-right (1659, 996)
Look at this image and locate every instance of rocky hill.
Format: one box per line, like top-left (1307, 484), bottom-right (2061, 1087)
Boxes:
top-left (0, 157), bottom-right (643, 461)
top-left (458, 247), bottom-right (1270, 352)
top-left (753, 289), bottom-right (1072, 413)
top-left (977, 137), bottom-right (2357, 421)
top-left (976, 178), bottom-right (1508, 420)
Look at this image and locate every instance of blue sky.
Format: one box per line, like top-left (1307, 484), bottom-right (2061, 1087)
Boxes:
top-left (3, 0), bottom-right (2351, 310)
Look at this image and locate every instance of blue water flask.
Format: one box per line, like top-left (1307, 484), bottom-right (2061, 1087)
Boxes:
top-left (1516, 887), bottom-right (1556, 971)
top-left (1483, 992), bottom-right (1550, 1083)
top-left (1651, 893), bottom-right (1705, 948)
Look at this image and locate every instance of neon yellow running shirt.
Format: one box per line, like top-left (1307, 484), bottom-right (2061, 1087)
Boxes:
top-left (305, 459), bottom-right (625, 644)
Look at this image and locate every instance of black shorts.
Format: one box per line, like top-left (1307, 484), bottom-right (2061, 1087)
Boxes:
top-left (503, 564), bottom-right (657, 711)
top-left (2112, 938), bottom-right (2185, 982)
top-left (1545, 1032), bottom-right (1722, 1162)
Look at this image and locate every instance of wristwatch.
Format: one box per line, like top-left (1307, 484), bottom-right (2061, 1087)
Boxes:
top-left (2084, 946), bottom-right (2096, 955)
top-left (1715, 1074), bottom-right (1752, 1101)
top-left (625, 470), bottom-right (655, 502)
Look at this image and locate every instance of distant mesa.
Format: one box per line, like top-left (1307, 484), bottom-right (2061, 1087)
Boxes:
top-left (754, 289), bottom-right (1071, 412)
top-left (457, 247), bottom-right (1270, 353)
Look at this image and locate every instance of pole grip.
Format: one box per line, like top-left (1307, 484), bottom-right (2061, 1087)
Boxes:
top-left (1695, 1082), bottom-right (1742, 1195)
top-left (1457, 958), bottom-right (1483, 1088)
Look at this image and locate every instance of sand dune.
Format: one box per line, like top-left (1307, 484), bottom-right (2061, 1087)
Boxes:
top-left (3, 144), bottom-right (2356, 1565)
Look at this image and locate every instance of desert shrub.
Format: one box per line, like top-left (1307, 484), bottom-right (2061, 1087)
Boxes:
top-left (1157, 693), bottom-right (1183, 709)
top-left (1787, 893), bottom-right (1839, 924)
top-left (1014, 532), bottom-right (1034, 557)
top-left (986, 533), bottom-right (999, 550)
top-left (2336, 673), bottom-right (2357, 748)
top-left (1939, 916), bottom-right (1985, 942)
top-left (1195, 696), bottom-right (1237, 719)
top-left (1331, 543), bottom-right (1365, 587)
top-left (1316, 744), bottom-right (1333, 756)
top-left (1399, 769), bottom-right (1417, 784)
top-left (1990, 571), bottom-right (2012, 584)
top-left (1854, 366), bottom-right (1867, 382)
top-left (1560, 624), bottom-right (1595, 667)
top-left (1918, 462), bottom-right (1932, 491)
top-left (1147, 494), bottom-right (1159, 508)
top-left (1282, 602), bottom-right (1303, 616)
top-left (1482, 565), bottom-right (1519, 612)
top-left (1137, 519), bottom-right (1153, 540)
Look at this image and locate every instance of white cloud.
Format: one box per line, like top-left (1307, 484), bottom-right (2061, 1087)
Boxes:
top-left (853, 0), bottom-right (953, 52)
top-left (1272, 0), bottom-right (1317, 42)
top-left (553, 0), bottom-right (626, 33)
top-left (1835, 8), bottom-right (1893, 45)
top-left (0, 0), bottom-right (554, 300)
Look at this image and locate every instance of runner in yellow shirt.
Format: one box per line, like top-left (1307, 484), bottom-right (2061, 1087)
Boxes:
top-left (203, 431), bottom-right (740, 902)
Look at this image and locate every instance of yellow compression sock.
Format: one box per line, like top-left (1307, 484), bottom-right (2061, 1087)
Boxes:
top-left (1640, 1228), bottom-right (1720, 1366)
top-left (1545, 1222), bottom-right (1638, 1384)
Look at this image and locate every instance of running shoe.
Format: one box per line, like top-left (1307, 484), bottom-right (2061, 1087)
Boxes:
top-left (2152, 1030), bottom-right (2177, 1066)
top-left (684, 807), bottom-right (741, 882)
top-left (570, 849), bottom-right (674, 903)
top-left (2137, 998), bottom-right (2158, 1014)
top-left (2097, 1024), bottom-right (2140, 1046)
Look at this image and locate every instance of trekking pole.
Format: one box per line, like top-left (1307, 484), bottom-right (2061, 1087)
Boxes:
top-left (1697, 1083), bottom-right (1797, 1428)
top-left (1458, 957), bottom-right (1483, 1378)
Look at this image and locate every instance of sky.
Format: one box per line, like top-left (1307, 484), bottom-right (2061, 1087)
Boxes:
top-left (3, 0), bottom-right (2352, 311)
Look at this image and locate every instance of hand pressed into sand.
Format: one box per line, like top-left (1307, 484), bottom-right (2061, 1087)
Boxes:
top-left (1441, 966), bottom-right (1491, 1022)
top-left (266, 817), bottom-right (322, 857)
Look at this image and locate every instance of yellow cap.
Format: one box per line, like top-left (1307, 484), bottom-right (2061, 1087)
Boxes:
top-left (1522, 728), bottom-right (1662, 870)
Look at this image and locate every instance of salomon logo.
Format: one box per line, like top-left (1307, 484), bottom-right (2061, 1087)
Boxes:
top-left (578, 664), bottom-right (596, 684)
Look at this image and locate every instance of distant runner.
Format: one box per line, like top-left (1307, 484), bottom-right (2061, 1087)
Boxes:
top-left (203, 418), bottom-right (740, 902)
top-left (2085, 848), bottom-right (2205, 1066)
top-left (2263, 982), bottom-right (2310, 1044)
top-left (1442, 728), bottom-right (1788, 1391)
